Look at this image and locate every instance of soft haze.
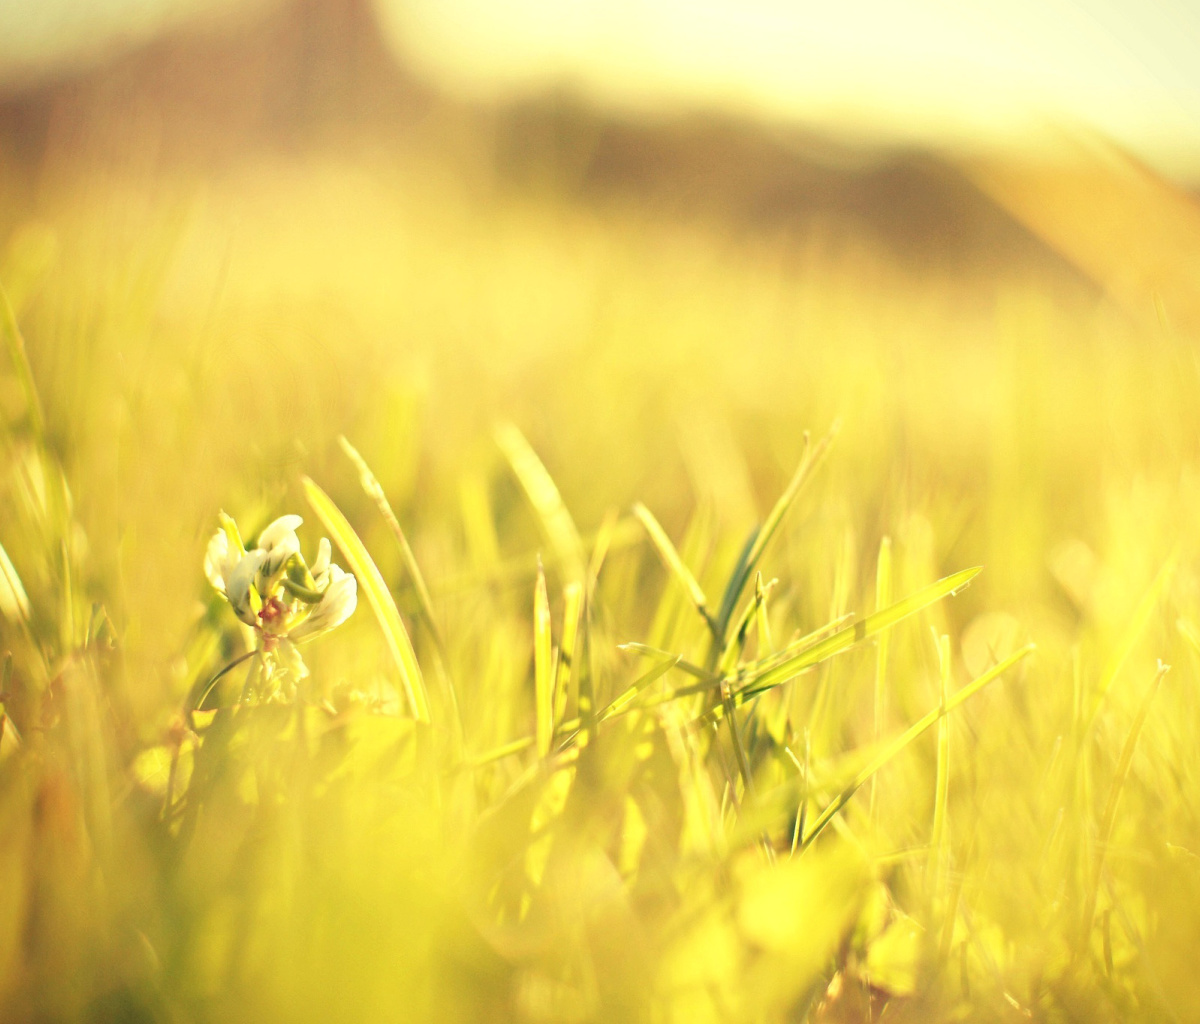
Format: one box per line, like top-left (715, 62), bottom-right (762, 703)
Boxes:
top-left (3, 0), bottom-right (1200, 177)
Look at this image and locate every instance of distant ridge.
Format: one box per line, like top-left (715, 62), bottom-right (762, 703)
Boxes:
top-left (5, 0), bottom-right (1187, 308)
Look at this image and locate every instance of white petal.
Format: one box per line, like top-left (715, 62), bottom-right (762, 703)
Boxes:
top-left (257, 515), bottom-right (303, 552)
top-left (262, 531), bottom-right (301, 577)
top-left (290, 568), bottom-right (357, 642)
top-left (310, 537), bottom-right (331, 579)
top-left (225, 549), bottom-right (268, 626)
top-left (203, 530), bottom-right (230, 593)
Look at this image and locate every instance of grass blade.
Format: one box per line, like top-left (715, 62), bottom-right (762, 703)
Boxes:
top-left (1091, 551), bottom-right (1176, 717)
top-left (598, 652), bottom-right (682, 723)
top-left (339, 436), bottom-right (440, 646)
top-left (0, 538), bottom-right (31, 625)
top-left (633, 501), bottom-right (718, 639)
top-left (554, 581), bottom-right (583, 727)
top-left (1078, 660), bottom-right (1169, 955)
top-left (712, 423), bottom-right (839, 645)
top-left (303, 475), bottom-right (431, 723)
top-left (534, 561), bottom-right (554, 757)
top-left (800, 642), bottom-right (1035, 849)
top-left (870, 536), bottom-right (892, 821)
top-left (699, 566), bottom-right (983, 723)
top-left (495, 422), bottom-right (586, 584)
top-left (930, 631), bottom-right (952, 898)
top-left (0, 284), bottom-right (44, 442)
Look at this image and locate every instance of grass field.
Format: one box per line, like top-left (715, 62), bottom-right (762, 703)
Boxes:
top-left (2, 126), bottom-right (1200, 1023)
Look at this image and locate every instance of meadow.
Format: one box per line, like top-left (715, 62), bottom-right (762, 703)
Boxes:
top-left (1, 120), bottom-right (1200, 1023)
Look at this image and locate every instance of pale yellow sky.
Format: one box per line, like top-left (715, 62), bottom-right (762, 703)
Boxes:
top-left (3, 0), bottom-right (1200, 179)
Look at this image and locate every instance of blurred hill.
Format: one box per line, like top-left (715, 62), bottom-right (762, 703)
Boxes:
top-left (0, 0), bottom-right (1103, 297)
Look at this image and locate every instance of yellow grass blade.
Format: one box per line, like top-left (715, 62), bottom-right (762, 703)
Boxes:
top-left (0, 284), bottom-right (45, 442)
top-left (554, 581), bottom-right (582, 727)
top-left (800, 642), bottom-right (1036, 849)
top-left (633, 501), bottom-right (718, 639)
top-left (699, 566), bottom-right (983, 723)
top-left (495, 422), bottom-right (585, 584)
top-left (0, 538), bottom-right (31, 625)
top-left (339, 436), bottom-right (440, 645)
top-left (302, 476), bottom-right (431, 723)
top-left (1078, 660), bottom-right (1170, 955)
top-left (534, 561), bottom-right (554, 757)
top-left (713, 422), bottom-right (839, 643)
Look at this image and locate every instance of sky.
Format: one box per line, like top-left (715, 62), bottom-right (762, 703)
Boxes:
top-left (3, 0), bottom-right (1200, 180)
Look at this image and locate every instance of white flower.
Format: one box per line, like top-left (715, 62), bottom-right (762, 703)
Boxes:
top-left (224, 548), bottom-right (268, 626)
top-left (204, 511), bottom-right (356, 655)
top-left (257, 515), bottom-right (303, 577)
top-left (289, 565), bottom-right (357, 643)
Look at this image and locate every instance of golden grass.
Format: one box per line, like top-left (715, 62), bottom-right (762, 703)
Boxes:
top-left (2, 134), bottom-right (1200, 1021)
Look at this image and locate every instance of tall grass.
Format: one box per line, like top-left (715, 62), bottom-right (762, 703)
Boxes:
top-left (1, 142), bottom-right (1199, 1022)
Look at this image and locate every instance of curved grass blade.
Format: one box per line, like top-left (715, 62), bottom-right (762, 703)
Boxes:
top-left (633, 501), bottom-right (719, 640)
top-left (496, 422), bottom-right (585, 584)
top-left (0, 538), bottom-right (31, 625)
top-left (799, 642), bottom-right (1035, 850)
top-left (718, 574), bottom-right (777, 677)
top-left (699, 566), bottom-right (983, 724)
top-left (713, 423), bottom-right (839, 645)
top-left (534, 561), bottom-right (554, 757)
top-left (554, 581), bottom-right (583, 726)
top-left (303, 476), bottom-right (431, 723)
top-left (339, 436), bottom-right (440, 647)
top-left (1090, 550), bottom-right (1176, 721)
top-left (1078, 660), bottom-right (1169, 955)
top-left (598, 651), bottom-right (682, 723)
top-left (0, 284), bottom-right (44, 442)
top-left (618, 643), bottom-right (717, 684)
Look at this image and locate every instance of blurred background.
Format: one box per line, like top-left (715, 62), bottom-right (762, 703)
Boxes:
top-left (3, 0), bottom-right (1200, 682)
top-left (5, 2), bottom-right (1200, 1022)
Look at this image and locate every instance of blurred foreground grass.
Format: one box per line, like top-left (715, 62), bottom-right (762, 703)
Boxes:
top-left (2, 135), bottom-right (1200, 1022)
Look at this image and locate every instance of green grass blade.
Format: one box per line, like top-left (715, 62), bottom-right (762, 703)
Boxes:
top-left (698, 566), bottom-right (983, 723)
top-left (303, 476), bottom-right (431, 723)
top-left (495, 422), bottom-right (585, 584)
top-left (800, 642), bottom-right (1035, 849)
top-left (930, 631), bottom-right (951, 896)
top-left (713, 423), bottom-right (838, 644)
top-left (870, 535), bottom-right (892, 821)
top-left (554, 581), bottom-right (583, 727)
top-left (0, 283), bottom-right (45, 442)
top-left (339, 436), bottom-right (440, 646)
top-left (617, 643), bottom-right (717, 684)
top-left (712, 525), bottom-right (759, 649)
top-left (1078, 660), bottom-right (1169, 955)
top-left (534, 561), bottom-right (554, 757)
top-left (1091, 550), bottom-right (1176, 716)
top-left (0, 538), bottom-right (31, 625)
top-left (598, 652), bottom-right (682, 723)
top-left (633, 501), bottom-right (718, 639)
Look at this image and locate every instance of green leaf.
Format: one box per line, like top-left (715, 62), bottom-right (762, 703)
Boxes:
top-left (303, 476), bottom-right (431, 723)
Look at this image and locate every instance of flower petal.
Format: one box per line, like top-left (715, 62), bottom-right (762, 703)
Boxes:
top-left (203, 530), bottom-right (230, 593)
top-left (257, 515), bottom-right (303, 552)
top-left (290, 567), bottom-right (357, 643)
top-left (225, 549), bottom-right (268, 626)
top-left (310, 537), bottom-right (331, 579)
